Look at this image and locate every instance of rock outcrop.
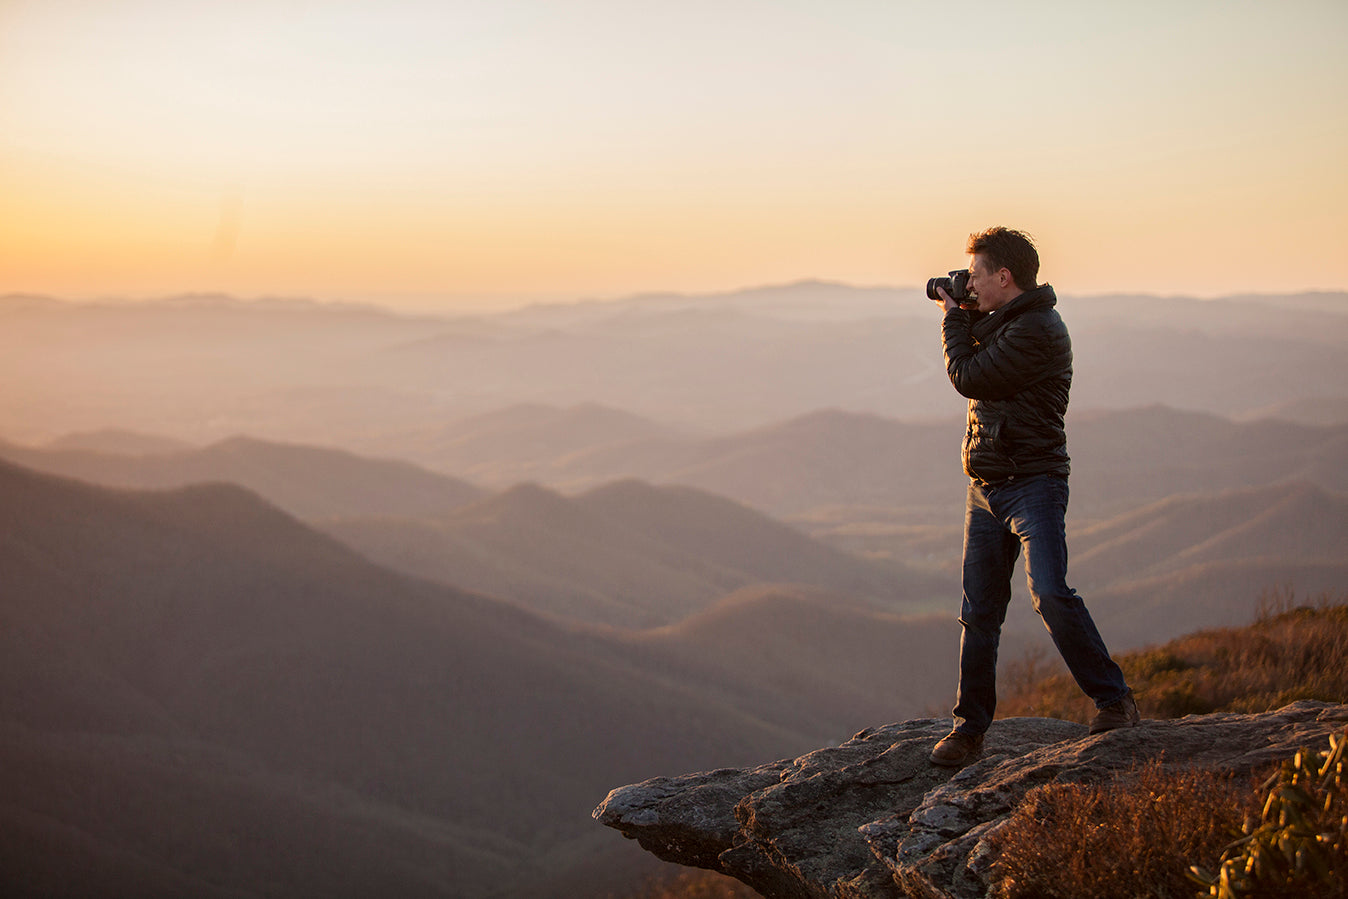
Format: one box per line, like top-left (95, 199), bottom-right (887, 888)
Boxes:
top-left (593, 701), bottom-right (1348, 899)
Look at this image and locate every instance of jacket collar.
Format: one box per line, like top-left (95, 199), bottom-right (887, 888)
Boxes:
top-left (972, 284), bottom-right (1056, 337)
top-left (992, 284), bottom-right (1056, 319)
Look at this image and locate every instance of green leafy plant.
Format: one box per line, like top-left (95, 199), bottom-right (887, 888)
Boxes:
top-left (1189, 728), bottom-right (1347, 898)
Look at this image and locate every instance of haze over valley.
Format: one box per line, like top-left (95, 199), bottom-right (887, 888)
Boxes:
top-left (3, 283), bottom-right (1347, 896)
top-left (7, 1), bottom-right (1346, 891)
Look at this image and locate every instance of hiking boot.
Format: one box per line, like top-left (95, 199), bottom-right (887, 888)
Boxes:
top-left (1089, 690), bottom-right (1140, 734)
top-left (930, 730), bottom-right (984, 767)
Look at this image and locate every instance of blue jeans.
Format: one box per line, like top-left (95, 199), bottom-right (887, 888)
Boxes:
top-left (953, 474), bottom-right (1129, 735)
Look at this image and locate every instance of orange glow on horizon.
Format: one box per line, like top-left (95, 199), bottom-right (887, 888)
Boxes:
top-left (2, 2), bottom-right (1346, 311)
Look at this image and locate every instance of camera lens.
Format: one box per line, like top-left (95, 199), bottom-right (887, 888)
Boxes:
top-left (926, 276), bottom-right (952, 301)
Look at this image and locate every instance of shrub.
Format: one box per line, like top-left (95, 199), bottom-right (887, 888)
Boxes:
top-left (986, 761), bottom-right (1261, 899)
top-left (1189, 728), bottom-right (1348, 898)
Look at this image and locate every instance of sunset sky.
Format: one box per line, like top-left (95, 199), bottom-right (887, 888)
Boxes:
top-left (3, 1), bottom-right (1346, 311)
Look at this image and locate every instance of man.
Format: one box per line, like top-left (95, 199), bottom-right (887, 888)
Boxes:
top-left (928, 226), bottom-right (1138, 768)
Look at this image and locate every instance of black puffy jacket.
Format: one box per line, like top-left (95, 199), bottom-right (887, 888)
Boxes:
top-left (941, 285), bottom-right (1072, 485)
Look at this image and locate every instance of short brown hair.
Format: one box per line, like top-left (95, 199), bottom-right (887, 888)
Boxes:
top-left (967, 227), bottom-right (1039, 291)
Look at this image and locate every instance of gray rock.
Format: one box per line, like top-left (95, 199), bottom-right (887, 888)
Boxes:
top-left (593, 702), bottom-right (1348, 899)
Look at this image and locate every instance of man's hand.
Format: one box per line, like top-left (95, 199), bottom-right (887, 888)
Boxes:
top-left (933, 285), bottom-right (960, 313)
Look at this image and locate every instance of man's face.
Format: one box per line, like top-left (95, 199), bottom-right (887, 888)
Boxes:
top-left (966, 254), bottom-right (1015, 313)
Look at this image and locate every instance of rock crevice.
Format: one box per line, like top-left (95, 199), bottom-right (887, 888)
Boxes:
top-left (593, 702), bottom-right (1348, 899)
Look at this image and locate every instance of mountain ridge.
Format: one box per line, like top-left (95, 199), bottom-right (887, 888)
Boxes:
top-left (6, 284), bottom-right (1345, 442)
top-left (0, 434), bottom-right (484, 521)
top-left (9, 453), bottom-right (1028, 896)
top-left (324, 477), bottom-right (940, 628)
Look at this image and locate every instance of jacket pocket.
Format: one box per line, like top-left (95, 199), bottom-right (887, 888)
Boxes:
top-left (964, 417), bottom-right (1002, 452)
top-left (963, 413), bottom-right (1008, 481)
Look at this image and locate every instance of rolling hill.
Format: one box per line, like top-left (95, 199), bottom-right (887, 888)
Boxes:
top-left (965, 482), bottom-right (1348, 656)
top-left (614, 585), bottom-right (963, 734)
top-left (1070, 482), bottom-right (1348, 647)
top-left (5, 284), bottom-right (1346, 896)
top-left (2, 452), bottom-right (1344, 894)
top-left (1072, 482), bottom-right (1348, 585)
top-left (339, 404), bottom-right (1348, 527)
top-left (0, 434), bottom-right (484, 521)
top-left (384, 402), bottom-right (693, 489)
top-left (0, 459), bottom-right (831, 897)
top-left (321, 478), bottom-right (945, 628)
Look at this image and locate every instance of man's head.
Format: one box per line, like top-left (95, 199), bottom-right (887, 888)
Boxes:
top-left (965, 227), bottom-right (1038, 313)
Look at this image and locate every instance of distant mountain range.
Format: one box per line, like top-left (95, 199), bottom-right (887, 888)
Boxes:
top-left (4, 282), bottom-right (1346, 896)
top-left (367, 404), bottom-right (1348, 577)
top-left (5, 404), bottom-right (1343, 639)
top-left (352, 402), bottom-right (1348, 525)
top-left (4, 443), bottom-right (1339, 895)
top-left (3, 403), bottom-right (1343, 641)
top-left (4, 284), bottom-right (1345, 445)
top-left (13, 402), bottom-right (1340, 523)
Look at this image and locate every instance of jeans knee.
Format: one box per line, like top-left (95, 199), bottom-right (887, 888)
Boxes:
top-left (1030, 587), bottom-right (1085, 624)
top-left (959, 613), bottom-right (1003, 639)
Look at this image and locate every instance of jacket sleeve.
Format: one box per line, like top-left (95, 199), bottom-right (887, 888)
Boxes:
top-left (942, 309), bottom-right (1059, 401)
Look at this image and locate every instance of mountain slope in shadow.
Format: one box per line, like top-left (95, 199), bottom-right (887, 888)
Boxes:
top-left (0, 434), bottom-right (484, 521)
top-left (324, 478), bottom-right (946, 628)
top-left (0, 459), bottom-right (823, 897)
top-left (612, 584), bottom-right (962, 736)
top-left (366, 404), bottom-right (1348, 524)
top-left (1067, 482), bottom-right (1348, 647)
top-left (1073, 482), bottom-right (1348, 585)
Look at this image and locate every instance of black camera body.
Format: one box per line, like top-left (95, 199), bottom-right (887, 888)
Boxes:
top-left (926, 270), bottom-right (972, 303)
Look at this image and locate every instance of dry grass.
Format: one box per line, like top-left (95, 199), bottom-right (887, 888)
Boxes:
top-left (608, 869), bottom-right (762, 899)
top-left (616, 594), bottom-right (1348, 899)
top-left (986, 761), bottom-right (1263, 899)
top-left (997, 590), bottom-right (1348, 725)
top-left (987, 591), bottom-right (1348, 899)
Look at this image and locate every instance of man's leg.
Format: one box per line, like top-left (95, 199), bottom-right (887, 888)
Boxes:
top-left (951, 481), bottom-right (1020, 736)
top-left (1007, 476), bottom-right (1130, 708)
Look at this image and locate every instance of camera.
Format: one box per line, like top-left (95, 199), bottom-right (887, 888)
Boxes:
top-left (926, 270), bottom-right (972, 303)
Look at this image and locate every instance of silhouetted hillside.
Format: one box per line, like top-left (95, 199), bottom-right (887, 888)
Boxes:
top-left (574, 479), bottom-right (940, 603)
top-left (1069, 483), bottom-right (1348, 647)
top-left (0, 459), bottom-right (830, 897)
top-left (368, 404), bottom-right (1348, 525)
top-left (323, 479), bottom-right (943, 628)
top-left (617, 585), bottom-right (961, 736)
top-left (1073, 482), bottom-right (1348, 584)
top-left (2, 448), bottom-right (1342, 895)
top-left (659, 409), bottom-right (957, 517)
top-left (1238, 395), bottom-right (1348, 427)
top-left (9, 405), bottom-right (1340, 653)
top-left (0, 434), bottom-right (484, 521)
top-left (1068, 406), bottom-right (1348, 516)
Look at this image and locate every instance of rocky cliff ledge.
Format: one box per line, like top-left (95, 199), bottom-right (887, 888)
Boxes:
top-left (593, 701), bottom-right (1348, 899)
